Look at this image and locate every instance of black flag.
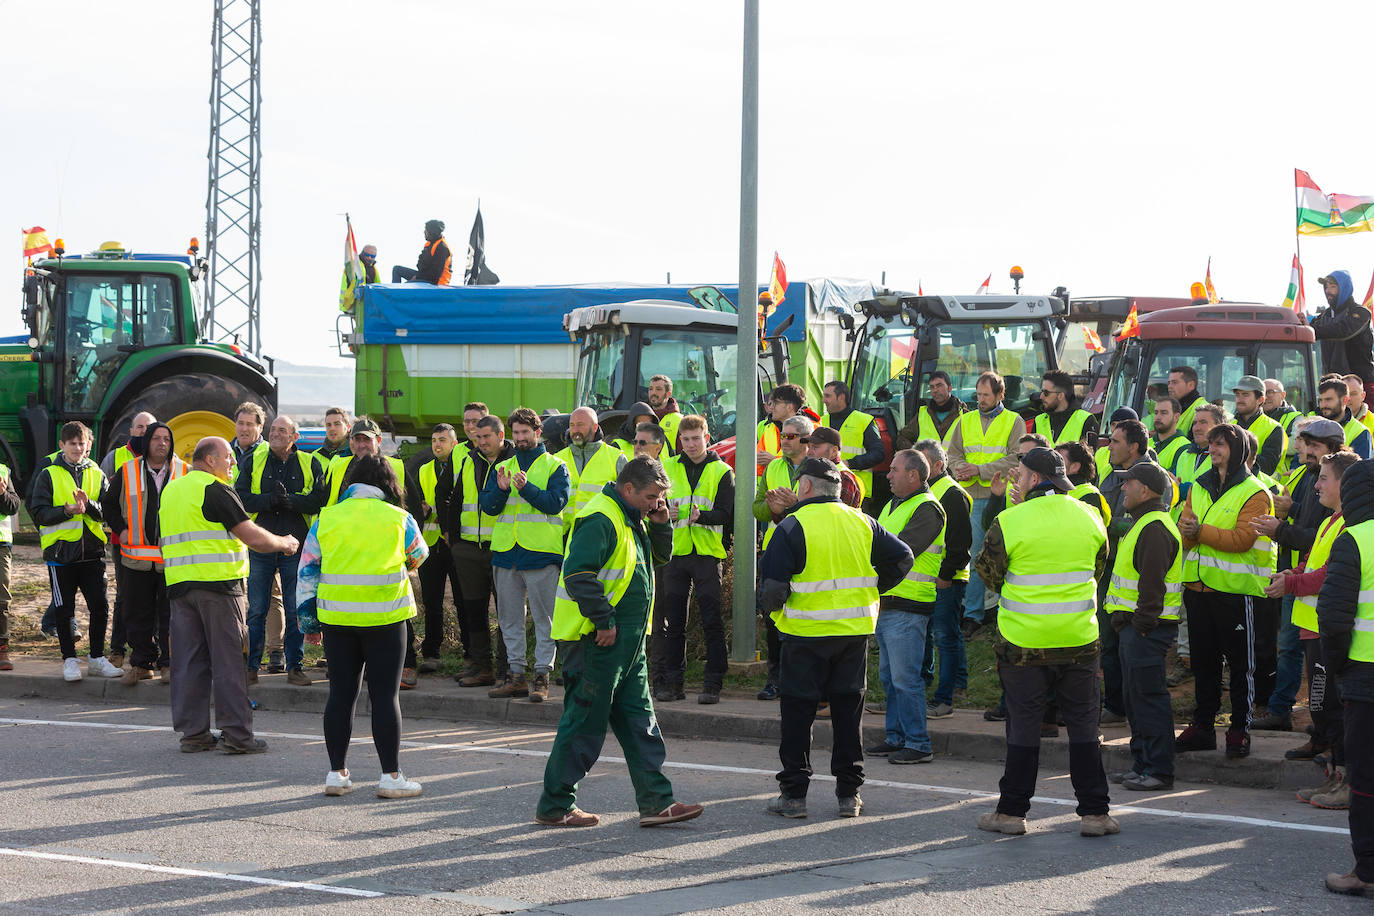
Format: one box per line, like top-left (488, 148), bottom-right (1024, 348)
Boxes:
top-left (463, 206), bottom-right (500, 285)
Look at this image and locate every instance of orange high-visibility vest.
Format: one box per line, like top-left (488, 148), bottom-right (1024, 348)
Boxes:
top-left (120, 455), bottom-right (189, 565)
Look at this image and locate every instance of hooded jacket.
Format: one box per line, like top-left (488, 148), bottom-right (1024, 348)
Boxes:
top-left (100, 422), bottom-right (183, 569)
top-left (1180, 423), bottom-right (1270, 590)
top-left (1311, 270), bottom-right (1374, 383)
top-left (1316, 458), bottom-right (1374, 701)
top-left (616, 401), bottom-right (659, 450)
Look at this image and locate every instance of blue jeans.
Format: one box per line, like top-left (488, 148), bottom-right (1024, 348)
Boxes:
top-left (1267, 594), bottom-right (1303, 715)
top-left (963, 497), bottom-right (990, 622)
top-left (247, 550), bottom-right (302, 672)
top-left (876, 610), bottom-right (931, 752)
top-left (923, 581), bottom-right (968, 705)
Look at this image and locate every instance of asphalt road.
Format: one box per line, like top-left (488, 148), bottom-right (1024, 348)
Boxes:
top-left (0, 696), bottom-right (1362, 914)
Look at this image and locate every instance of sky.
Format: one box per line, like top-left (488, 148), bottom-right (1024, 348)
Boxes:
top-left (5, 0), bottom-right (1374, 370)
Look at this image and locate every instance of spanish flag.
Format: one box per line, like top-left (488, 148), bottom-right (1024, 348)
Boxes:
top-left (767, 251), bottom-right (788, 310)
top-left (1083, 326), bottom-right (1105, 353)
top-left (1116, 304), bottom-right (1140, 340)
top-left (1204, 257), bottom-right (1219, 304)
top-left (23, 227), bottom-right (52, 258)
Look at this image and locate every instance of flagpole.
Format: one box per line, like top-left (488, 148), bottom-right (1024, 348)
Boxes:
top-left (731, 0), bottom-right (759, 665)
top-left (1293, 170), bottom-right (1303, 312)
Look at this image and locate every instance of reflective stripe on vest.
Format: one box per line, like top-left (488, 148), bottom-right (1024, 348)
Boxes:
top-left (1034, 409), bottom-right (1090, 446)
top-left (1345, 417), bottom-right (1367, 449)
top-left (775, 502), bottom-right (879, 637)
top-left (1345, 521), bottom-right (1374, 662)
top-left (1292, 513), bottom-right (1346, 633)
top-left (554, 443), bottom-right (622, 531)
top-left (456, 451), bottom-right (501, 543)
top-left (664, 454), bottom-right (730, 559)
top-left (491, 452), bottom-right (566, 555)
top-left (158, 471), bottom-right (248, 585)
top-left (248, 442), bottom-right (317, 525)
top-left (928, 475), bottom-right (971, 581)
top-left (119, 456), bottom-right (188, 564)
top-left (325, 454), bottom-right (406, 507)
top-left (759, 456), bottom-right (799, 551)
top-left (39, 463), bottom-right (107, 551)
top-left (1103, 511), bottom-right (1184, 621)
top-left (821, 410), bottom-right (876, 493)
top-left (1281, 463), bottom-right (1310, 569)
top-left (1182, 475), bottom-right (1274, 597)
top-left (996, 494), bottom-right (1107, 649)
top-left (956, 409), bottom-right (1017, 489)
top-left (877, 491), bottom-right (944, 603)
top-left (315, 496), bottom-right (416, 626)
top-left (552, 492), bottom-right (642, 639)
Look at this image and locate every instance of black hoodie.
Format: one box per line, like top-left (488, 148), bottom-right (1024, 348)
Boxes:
top-left (1316, 459), bottom-right (1374, 701)
top-left (617, 401), bottom-right (659, 448)
top-left (101, 422), bottom-right (180, 570)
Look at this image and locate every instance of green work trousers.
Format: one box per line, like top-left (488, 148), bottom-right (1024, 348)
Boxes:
top-left (537, 614), bottom-right (675, 818)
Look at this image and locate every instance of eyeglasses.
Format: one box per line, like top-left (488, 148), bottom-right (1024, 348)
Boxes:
top-left (781, 433), bottom-right (804, 440)
top-left (634, 439), bottom-right (654, 446)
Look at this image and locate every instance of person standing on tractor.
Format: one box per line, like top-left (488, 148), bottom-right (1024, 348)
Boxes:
top-left (1034, 370), bottom-right (1098, 447)
top-left (820, 380), bottom-right (886, 514)
top-left (1312, 271), bottom-right (1374, 404)
top-left (392, 220), bottom-right (452, 285)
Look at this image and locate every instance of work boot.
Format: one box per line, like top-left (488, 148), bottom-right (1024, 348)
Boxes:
top-left (1285, 738), bottom-right (1330, 760)
top-left (1080, 814), bottom-right (1121, 837)
top-left (107, 653), bottom-right (125, 669)
top-left (119, 667), bottom-right (152, 686)
top-left (489, 673), bottom-right (528, 698)
top-left (1326, 870), bottom-right (1374, 895)
top-left (458, 665), bottom-right (495, 687)
top-left (287, 667), bottom-right (314, 687)
top-left (674, 677), bottom-right (686, 701)
top-left (654, 676), bottom-right (679, 703)
top-left (837, 795), bottom-right (864, 818)
top-left (528, 671), bottom-right (549, 703)
top-left (417, 657), bottom-right (440, 674)
top-left (976, 811), bottom-right (1026, 835)
top-left (0, 645), bottom-right (13, 671)
top-left (697, 683), bottom-right (721, 705)
top-left (983, 700), bottom-right (1007, 722)
top-left (1174, 724), bottom-right (1217, 752)
top-left (246, 668), bottom-right (259, 686)
top-left (1297, 764), bottom-right (1340, 803)
top-left (1310, 768), bottom-right (1349, 809)
top-left (766, 795), bottom-right (807, 818)
top-left (1166, 657), bottom-right (1193, 688)
top-left (1098, 708), bottom-right (1127, 726)
top-left (1251, 710), bottom-right (1293, 731)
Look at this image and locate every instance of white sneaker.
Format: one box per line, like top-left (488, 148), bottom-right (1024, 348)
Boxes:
top-left (377, 772), bottom-right (422, 799)
top-left (324, 771), bottom-right (354, 796)
top-left (87, 656), bottom-right (123, 678)
top-left (62, 658), bottom-right (82, 682)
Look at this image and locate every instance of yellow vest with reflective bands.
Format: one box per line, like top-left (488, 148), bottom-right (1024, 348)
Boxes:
top-left (877, 491), bottom-right (944, 603)
top-left (1280, 463), bottom-right (1310, 569)
top-left (1245, 412), bottom-right (1286, 466)
top-left (1345, 416), bottom-right (1367, 449)
top-left (416, 457), bottom-right (452, 547)
top-left (1156, 434), bottom-right (1190, 476)
top-left (759, 456), bottom-right (800, 551)
top-left (997, 493), bottom-right (1107, 648)
top-left (1034, 409), bottom-right (1091, 446)
top-left (113, 445), bottom-right (135, 473)
top-left (1344, 520), bottom-right (1374, 662)
top-left (956, 409), bottom-right (1016, 490)
top-left (491, 452), bottom-right (566, 555)
top-left (554, 442), bottom-right (622, 531)
top-left (315, 497), bottom-right (416, 626)
top-left (660, 411), bottom-right (682, 448)
top-left (158, 470), bottom-right (248, 586)
top-left (247, 443), bottom-right (317, 525)
top-left (928, 475), bottom-right (970, 581)
top-left (1182, 474), bottom-right (1274, 597)
top-left (325, 454), bottom-right (407, 507)
top-left (774, 501), bottom-right (879, 637)
top-left (821, 409), bottom-right (876, 494)
top-left (1104, 511), bottom-right (1183, 621)
top-left (552, 492), bottom-right (641, 640)
top-left (1292, 513), bottom-right (1346, 633)
top-left (664, 454), bottom-right (730, 558)
top-left (39, 463), bottom-right (107, 551)
top-left (1068, 482), bottom-right (1112, 527)
top-left (916, 405), bottom-right (959, 445)
top-left (456, 450), bottom-right (501, 544)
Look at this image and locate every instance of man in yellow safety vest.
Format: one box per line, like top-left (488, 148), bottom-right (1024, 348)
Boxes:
top-left (819, 380), bottom-right (886, 512)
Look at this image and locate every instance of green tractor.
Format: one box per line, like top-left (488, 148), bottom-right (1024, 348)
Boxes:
top-left (5, 240), bottom-right (277, 485)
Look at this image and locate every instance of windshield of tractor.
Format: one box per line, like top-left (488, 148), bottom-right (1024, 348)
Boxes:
top-left (638, 327), bottom-right (741, 439)
top-left (62, 273), bottom-right (176, 411)
top-left (576, 327), bottom-right (628, 412)
top-left (1106, 341), bottom-right (1248, 421)
top-left (852, 320), bottom-right (1051, 426)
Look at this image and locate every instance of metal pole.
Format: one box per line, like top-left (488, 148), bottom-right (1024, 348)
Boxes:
top-left (732, 0), bottom-right (759, 663)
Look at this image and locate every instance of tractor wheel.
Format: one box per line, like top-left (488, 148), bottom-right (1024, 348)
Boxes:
top-left (107, 374), bottom-right (273, 465)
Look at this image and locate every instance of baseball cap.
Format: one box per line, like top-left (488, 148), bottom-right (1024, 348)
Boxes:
top-left (350, 417), bottom-right (382, 438)
top-left (797, 457), bottom-right (841, 483)
top-left (1299, 417), bottom-right (1345, 442)
top-left (1019, 447), bottom-right (1072, 492)
top-left (1118, 461), bottom-right (1171, 496)
top-left (1232, 375), bottom-right (1265, 394)
top-left (808, 427), bottom-right (841, 448)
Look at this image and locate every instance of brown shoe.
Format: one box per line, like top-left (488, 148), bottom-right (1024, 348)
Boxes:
top-left (640, 802), bottom-right (704, 827)
top-left (246, 668), bottom-right (259, 686)
top-left (459, 665), bottom-right (495, 687)
top-left (1080, 814), bottom-right (1121, 837)
top-left (1327, 870), bottom-right (1374, 895)
top-left (0, 646), bottom-right (12, 671)
top-left (286, 667), bottom-right (314, 687)
top-left (399, 668), bottom-right (418, 690)
top-left (815, 702), bottom-right (831, 719)
top-left (120, 667), bottom-right (152, 686)
top-left (534, 807), bottom-right (600, 828)
top-left (528, 671), bottom-right (549, 703)
top-left (107, 653), bottom-right (125, 669)
top-left (977, 811), bottom-right (1026, 835)
top-left (489, 673), bottom-right (528, 698)
top-left (158, 666), bottom-right (171, 686)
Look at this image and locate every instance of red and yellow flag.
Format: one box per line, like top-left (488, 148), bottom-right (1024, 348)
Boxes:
top-left (1115, 304), bottom-right (1140, 340)
top-left (1083, 326), bottom-right (1105, 353)
top-left (22, 227), bottom-right (52, 258)
top-left (767, 252), bottom-right (788, 310)
top-left (1204, 257), bottom-right (1219, 304)
top-left (1363, 269), bottom-right (1374, 315)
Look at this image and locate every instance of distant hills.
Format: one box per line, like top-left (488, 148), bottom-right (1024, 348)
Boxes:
top-left (273, 359), bottom-right (354, 416)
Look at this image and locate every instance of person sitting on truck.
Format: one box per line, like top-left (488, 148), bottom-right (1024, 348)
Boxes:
top-left (555, 407), bottom-right (627, 533)
top-left (1312, 271), bottom-right (1374, 401)
top-left (633, 422), bottom-right (667, 462)
top-left (1168, 366), bottom-right (1204, 439)
top-left (1151, 397), bottom-right (1191, 478)
top-left (820, 380), bottom-right (886, 512)
top-left (392, 220), bottom-right (452, 285)
top-left (340, 244), bottom-right (379, 312)
top-left (646, 376), bottom-right (684, 449)
top-left (896, 371), bottom-right (965, 451)
top-left (757, 383), bottom-right (805, 469)
top-left (1033, 370), bottom-right (1099, 448)
top-left (1315, 376), bottom-right (1373, 460)
top-left (1233, 376), bottom-right (1287, 478)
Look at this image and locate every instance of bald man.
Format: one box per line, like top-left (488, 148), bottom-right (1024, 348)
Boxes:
top-left (553, 407), bottom-right (628, 531)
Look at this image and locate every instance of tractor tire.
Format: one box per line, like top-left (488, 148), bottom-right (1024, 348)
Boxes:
top-left (106, 374), bottom-right (274, 465)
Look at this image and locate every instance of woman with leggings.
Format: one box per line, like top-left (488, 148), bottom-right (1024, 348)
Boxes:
top-left (298, 454), bottom-right (429, 798)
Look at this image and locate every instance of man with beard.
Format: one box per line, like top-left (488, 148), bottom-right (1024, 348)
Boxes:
top-left (1233, 376), bottom-right (1286, 477)
top-left (1033, 370), bottom-right (1098, 447)
top-left (1312, 271), bottom-right (1374, 403)
top-left (1316, 376), bottom-right (1372, 459)
top-left (555, 407), bottom-right (626, 533)
top-left (451, 415), bottom-right (513, 688)
top-left (1151, 397), bottom-right (1191, 478)
top-left (897, 371), bottom-right (965, 450)
top-left (647, 375), bottom-right (684, 450)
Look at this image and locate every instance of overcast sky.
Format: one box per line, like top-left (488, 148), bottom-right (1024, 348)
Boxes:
top-left (5, 1), bottom-right (1374, 368)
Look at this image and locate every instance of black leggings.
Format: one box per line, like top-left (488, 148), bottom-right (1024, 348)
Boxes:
top-left (322, 620), bottom-right (407, 774)
top-left (51, 561), bottom-right (109, 660)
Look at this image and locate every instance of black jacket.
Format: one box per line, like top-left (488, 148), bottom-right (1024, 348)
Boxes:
top-left (415, 237), bottom-right (453, 285)
top-left (100, 422), bottom-right (181, 570)
top-left (28, 456), bottom-right (108, 564)
top-left (234, 445), bottom-right (327, 543)
top-left (674, 450), bottom-right (734, 532)
top-left (1271, 463), bottom-right (1330, 571)
top-left (1311, 290), bottom-right (1374, 384)
top-left (1317, 459), bottom-right (1374, 701)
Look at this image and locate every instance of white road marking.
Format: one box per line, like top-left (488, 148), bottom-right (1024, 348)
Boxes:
top-left (0, 847), bottom-right (384, 898)
top-left (0, 715), bottom-right (1349, 836)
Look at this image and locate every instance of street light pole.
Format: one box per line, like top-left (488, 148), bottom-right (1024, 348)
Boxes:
top-left (732, 0), bottom-right (760, 663)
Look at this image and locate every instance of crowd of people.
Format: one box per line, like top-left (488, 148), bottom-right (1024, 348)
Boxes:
top-left (1, 353), bottom-right (1372, 893)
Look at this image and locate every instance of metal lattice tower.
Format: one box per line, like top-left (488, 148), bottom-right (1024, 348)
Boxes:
top-left (204, 0), bottom-right (262, 355)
